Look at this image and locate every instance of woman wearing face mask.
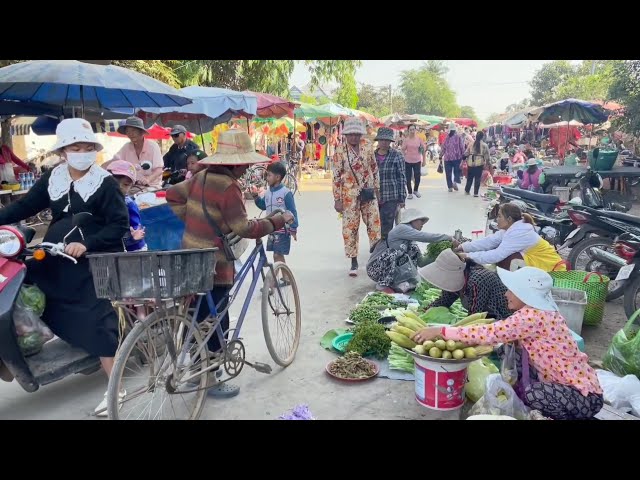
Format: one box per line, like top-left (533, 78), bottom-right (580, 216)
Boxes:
top-left (0, 118), bottom-right (130, 416)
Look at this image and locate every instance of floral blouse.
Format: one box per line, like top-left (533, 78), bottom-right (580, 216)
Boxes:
top-left (443, 307), bottom-right (602, 397)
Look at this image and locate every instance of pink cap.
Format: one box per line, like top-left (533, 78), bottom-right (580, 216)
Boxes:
top-left (107, 160), bottom-right (137, 182)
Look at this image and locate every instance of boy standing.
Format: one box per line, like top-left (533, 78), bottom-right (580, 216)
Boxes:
top-left (252, 162), bottom-right (299, 264)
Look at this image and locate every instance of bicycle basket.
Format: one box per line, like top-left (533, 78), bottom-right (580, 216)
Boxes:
top-left (87, 248), bottom-right (218, 301)
top-left (549, 269), bottom-right (609, 326)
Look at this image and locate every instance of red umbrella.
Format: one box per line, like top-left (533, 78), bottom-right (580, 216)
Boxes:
top-left (449, 117), bottom-right (478, 127)
top-left (108, 124), bottom-right (195, 140)
top-left (245, 91), bottom-right (299, 119)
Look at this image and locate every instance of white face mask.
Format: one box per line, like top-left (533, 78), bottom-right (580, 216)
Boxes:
top-left (66, 151), bottom-right (97, 171)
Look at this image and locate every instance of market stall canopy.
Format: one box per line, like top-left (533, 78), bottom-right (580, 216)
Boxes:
top-left (245, 91), bottom-right (298, 119)
top-left (294, 102), bottom-right (345, 125)
top-left (380, 113), bottom-right (429, 129)
top-left (502, 109), bottom-right (536, 128)
top-left (414, 114), bottom-right (446, 125)
top-left (135, 86), bottom-right (258, 134)
top-left (449, 117), bottom-right (478, 128)
top-left (10, 115), bottom-right (138, 136)
top-left (0, 60), bottom-right (192, 111)
top-left (528, 99), bottom-right (609, 125)
top-left (538, 119), bottom-right (584, 128)
top-left (345, 107), bottom-right (378, 123)
top-left (108, 123), bottom-right (195, 140)
top-left (253, 117), bottom-right (306, 135)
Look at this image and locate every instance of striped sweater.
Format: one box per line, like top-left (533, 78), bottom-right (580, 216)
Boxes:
top-left (166, 166), bottom-right (286, 286)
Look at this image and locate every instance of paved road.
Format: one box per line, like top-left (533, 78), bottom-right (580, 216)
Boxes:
top-left (0, 165), bottom-right (626, 419)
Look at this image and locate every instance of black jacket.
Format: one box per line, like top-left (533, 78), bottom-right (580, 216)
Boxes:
top-left (163, 139), bottom-right (200, 172)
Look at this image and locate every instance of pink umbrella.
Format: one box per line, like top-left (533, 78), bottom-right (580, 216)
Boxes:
top-left (245, 91), bottom-right (299, 119)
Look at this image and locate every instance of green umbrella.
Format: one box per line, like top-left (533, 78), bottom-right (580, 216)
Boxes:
top-left (414, 114), bottom-right (445, 125)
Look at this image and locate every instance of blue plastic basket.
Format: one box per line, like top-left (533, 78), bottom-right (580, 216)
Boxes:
top-left (139, 204), bottom-right (184, 251)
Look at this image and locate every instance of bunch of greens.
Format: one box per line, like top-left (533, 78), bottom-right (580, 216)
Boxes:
top-left (346, 320), bottom-right (391, 359)
top-left (348, 304), bottom-right (381, 324)
top-left (388, 344), bottom-right (415, 373)
top-left (362, 292), bottom-right (407, 309)
top-left (426, 240), bottom-right (453, 261)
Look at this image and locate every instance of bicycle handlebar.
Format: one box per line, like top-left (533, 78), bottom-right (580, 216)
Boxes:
top-left (30, 242), bottom-right (78, 264)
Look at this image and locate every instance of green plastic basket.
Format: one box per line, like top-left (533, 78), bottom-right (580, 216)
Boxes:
top-left (549, 270), bottom-right (609, 326)
top-left (588, 149), bottom-right (618, 171)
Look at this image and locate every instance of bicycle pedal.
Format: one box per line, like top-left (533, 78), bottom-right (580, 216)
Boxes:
top-left (247, 361), bottom-right (272, 374)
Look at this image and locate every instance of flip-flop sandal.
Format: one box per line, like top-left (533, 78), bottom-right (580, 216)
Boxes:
top-left (207, 383), bottom-right (240, 398)
top-left (349, 269), bottom-right (358, 277)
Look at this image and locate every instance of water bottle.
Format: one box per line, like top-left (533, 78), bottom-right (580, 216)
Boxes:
top-left (454, 229), bottom-right (463, 241)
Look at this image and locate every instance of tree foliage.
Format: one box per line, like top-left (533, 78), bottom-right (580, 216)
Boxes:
top-left (459, 105), bottom-right (478, 121)
top-left (399, 63), bottom-right (459, 116)
top-left (529, 60), bottom-right (576, 105)
top-left (609, 60), bottom-right (640, 135)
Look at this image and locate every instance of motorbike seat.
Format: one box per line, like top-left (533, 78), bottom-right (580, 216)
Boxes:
top-left (603, 210), bottom-right (640, 226)
top-left (501, 187), bottom-right (559, 214)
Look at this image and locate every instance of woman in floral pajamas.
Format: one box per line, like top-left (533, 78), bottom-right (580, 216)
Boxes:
top-left (333, 118), bottom-right (381, 277)
top-left (413, 267), bottom-right (603, 420)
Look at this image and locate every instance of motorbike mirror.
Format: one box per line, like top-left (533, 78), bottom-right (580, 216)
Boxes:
top-left (72, 212), bottom-right (93, 228)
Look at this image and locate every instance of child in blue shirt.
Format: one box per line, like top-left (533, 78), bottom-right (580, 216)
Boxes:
top-left (106, 160), bottom-right (147, 251)
top-left (252, 162), bottom-right (298, 264)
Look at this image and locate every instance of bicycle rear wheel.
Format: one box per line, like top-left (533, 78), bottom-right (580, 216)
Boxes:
top-left (261, 262), bottom-right (301, 367)
top-left (283, 173), bottom-right (298, 195)
top-left (107, 308), bottom-right (209, 420)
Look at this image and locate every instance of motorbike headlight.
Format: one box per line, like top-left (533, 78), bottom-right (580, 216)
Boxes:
top-left (0, 226), bottom-right (25, 258)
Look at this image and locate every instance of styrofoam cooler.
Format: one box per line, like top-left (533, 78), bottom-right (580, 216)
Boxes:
top-left (414, 356), bottom-right (469, 411)
top-left (552, 287), bottom-right (587, 334)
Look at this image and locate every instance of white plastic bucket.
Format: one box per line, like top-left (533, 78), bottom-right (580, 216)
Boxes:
top-left (414, 356), bottom-right (468, 411)
top-left (552, 287), bottom-right (587, 335)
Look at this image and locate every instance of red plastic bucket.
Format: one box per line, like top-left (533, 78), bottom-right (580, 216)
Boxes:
top-left (414, 357), bottom-right (468, 411)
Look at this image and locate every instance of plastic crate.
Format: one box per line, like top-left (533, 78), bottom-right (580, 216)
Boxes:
top-left (139, 204), bottom-right (184, 251)
top-left (588, 149), bottom-right (618, 171)
top-left (552, 287), bottom-right (587, 334)
top-left (87, 249), bottom-right (218, 301)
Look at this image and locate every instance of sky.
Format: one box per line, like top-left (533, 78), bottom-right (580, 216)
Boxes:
top-left (290, 60), bottom-right (568, 121)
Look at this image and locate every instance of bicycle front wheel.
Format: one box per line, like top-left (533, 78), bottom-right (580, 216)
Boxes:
top-left (261, 262), bottom-right (301, 367)
top-left (107, 308), bottom-right (210, 420)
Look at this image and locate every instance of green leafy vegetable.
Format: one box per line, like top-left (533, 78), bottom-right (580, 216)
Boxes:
top-left (426, 240), bottom-right (453, 261)
top-left (420, 306), bottom-right (458, 325)
top-left (18, 285), bottom-right (46, 316)
top-left (388, 344), bottom-right (415, 373)
top-left (346, 321), bottom-right (391, 359)
top-left (348, 304), bottom-right (381, 324)
top-left (362, 292), bottom-right (406, 309)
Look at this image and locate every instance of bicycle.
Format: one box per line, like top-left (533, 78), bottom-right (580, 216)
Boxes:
top-left (89, 231), bottom-right (301, 420)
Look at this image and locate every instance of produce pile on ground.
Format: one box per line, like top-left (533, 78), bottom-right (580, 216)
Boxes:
top-left (328, 352), bottom-right (377, 379)
top-left (385, 311), bottom-right (495, 360)
top-left (348, 292), bottom-right (414, 324)
top-left (346, 321), bottom-right (391, 359)
top-left (414, 285), bottom-right (468, 321)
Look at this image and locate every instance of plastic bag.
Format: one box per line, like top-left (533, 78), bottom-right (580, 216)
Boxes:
top-left (500, 343), bottom-right (518, 386)
top-left (602, 312), bottom-right (640, 377)
top-left (469, 374), bottom-right (530, 420)
top-left (18, 285), bottom-right (46, 317)
top-left (466, 358), bottom-right (499, 403)
top-left (596, 370), bottom-right (640, 415)
top-left (13, 286), bottom-right (53, 341)
top-left (421, 167), bottom-right (428, 176)
top-left (392, 250), bottom-right (418, 293)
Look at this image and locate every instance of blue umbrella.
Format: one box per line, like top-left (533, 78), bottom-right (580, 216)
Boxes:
top-left (529, 99), bottom-right (609, 125)
top-left (133, 86), bottom-right (258, 134)
top-left (0, 60), bottom-right (192, 113)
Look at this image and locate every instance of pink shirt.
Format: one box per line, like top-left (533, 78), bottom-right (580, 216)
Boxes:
top-left (443, 307), bottom-right (602, 397)
top-left (402, 136), bottom-right (425, 163)
top-left (114, 139), bottom-right (164, 189)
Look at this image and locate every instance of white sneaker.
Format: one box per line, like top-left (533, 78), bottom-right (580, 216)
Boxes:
top-left (414, 192), bottom-right (422, 198)
top-left (95, 389), bottom-right (126, 417)
top-left (407, 194), bottom-right (413, 199)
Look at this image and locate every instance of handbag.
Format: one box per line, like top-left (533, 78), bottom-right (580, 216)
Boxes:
top-left (437, 160), bottom-right (443, 174)
top-left (201, 172), bottom-right (250, 262)
top-left (346, 147), bottom-right (376, 203)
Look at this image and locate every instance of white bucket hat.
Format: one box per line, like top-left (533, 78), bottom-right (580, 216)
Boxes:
top-left (497, 266), bottom-right (558, 311)
top-left (448, 122), bottom-right (457, 133)
top-left (399, 208), bottom-right (429, 224)
top-left (342, 117), bottom-right (366, 136)
top-left (418, 248), bottom-right (465, 292)
top-left (51, 118), bottom-right (104, 153)
top-left (525, 158), bottom-right (538, 166)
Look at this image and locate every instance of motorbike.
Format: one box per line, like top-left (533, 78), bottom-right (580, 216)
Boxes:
top-left (562, 206), bottom-right (640, 300)
top-left (589, 231), bottom-right (640, 318)
top-left (426, 141), bottom-right (441, 163)
top-left (162, 168), bottom-right (186, 187)
top-left (0, 213), bottom-right (101, 392)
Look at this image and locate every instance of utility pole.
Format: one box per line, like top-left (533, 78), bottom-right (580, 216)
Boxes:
top-left (389, 84), bottom-right (393, 113)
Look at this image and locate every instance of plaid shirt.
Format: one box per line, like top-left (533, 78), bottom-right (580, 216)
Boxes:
top-left (375, 148), bottom-right (407, 204)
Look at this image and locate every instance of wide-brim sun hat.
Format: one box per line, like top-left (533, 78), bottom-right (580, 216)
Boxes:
top-left (106, 160), bottom-right (137, 183)
top-left (117, 116), bottom-right (149, 135)
top-left (51, 118), bottom-right (104, 153)
top-left (526, 158), bottom-right (538, 166)
top-left (199, 130), bottom-right (271, 166)
top-left (375, 127), bottom-right (395, 142)
top-left (342, 117), bottom-right (366, 136)
top-left (400, 208), bottom-right (429, 224)
top-left (497, 266), bottom-right (558, 311)
top-left (418, 248), bottom-right (465, 292)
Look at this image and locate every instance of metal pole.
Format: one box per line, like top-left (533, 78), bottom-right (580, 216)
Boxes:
top-left (198, 118), bottom-right (206, 154)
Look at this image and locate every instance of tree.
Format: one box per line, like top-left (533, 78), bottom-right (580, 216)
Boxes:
top-left (357, 84), bottom-right (392, 118)
top-left (334, 75), bottom-right (358, 108)
top-left (485, 112), bottom-right (504, 125)
top-left (298, 94), bottom-right (319, 105)
top-left (422, 60), bottom-right (449, 76)
top-left (609, 60), bottom-right (640, 136)
top-left (399, 66), bottom-right (459, 116)
top-left (555, 61), bottom-right (615, 101)
top-left (529, 61), bottom-right (576, 105)
top-left (459, 105), bottom-right (478, 121)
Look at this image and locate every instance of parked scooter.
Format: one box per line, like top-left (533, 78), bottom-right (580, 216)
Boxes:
top-left (0, 213), bottom-right (101, 392)
top-left (426, 141), bottom-right (441, 163)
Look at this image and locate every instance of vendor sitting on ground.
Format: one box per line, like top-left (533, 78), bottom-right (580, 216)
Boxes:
top-left (418, 248), bottom-right (511, 320)
top-left (413, 267), bottom-right (603, 420)
top-left (366, 209), bottom-right (455, 294)
top-left (518, 158), bottom-right (543, 193)
top-left (456, 203), bottom-right (564, 272)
